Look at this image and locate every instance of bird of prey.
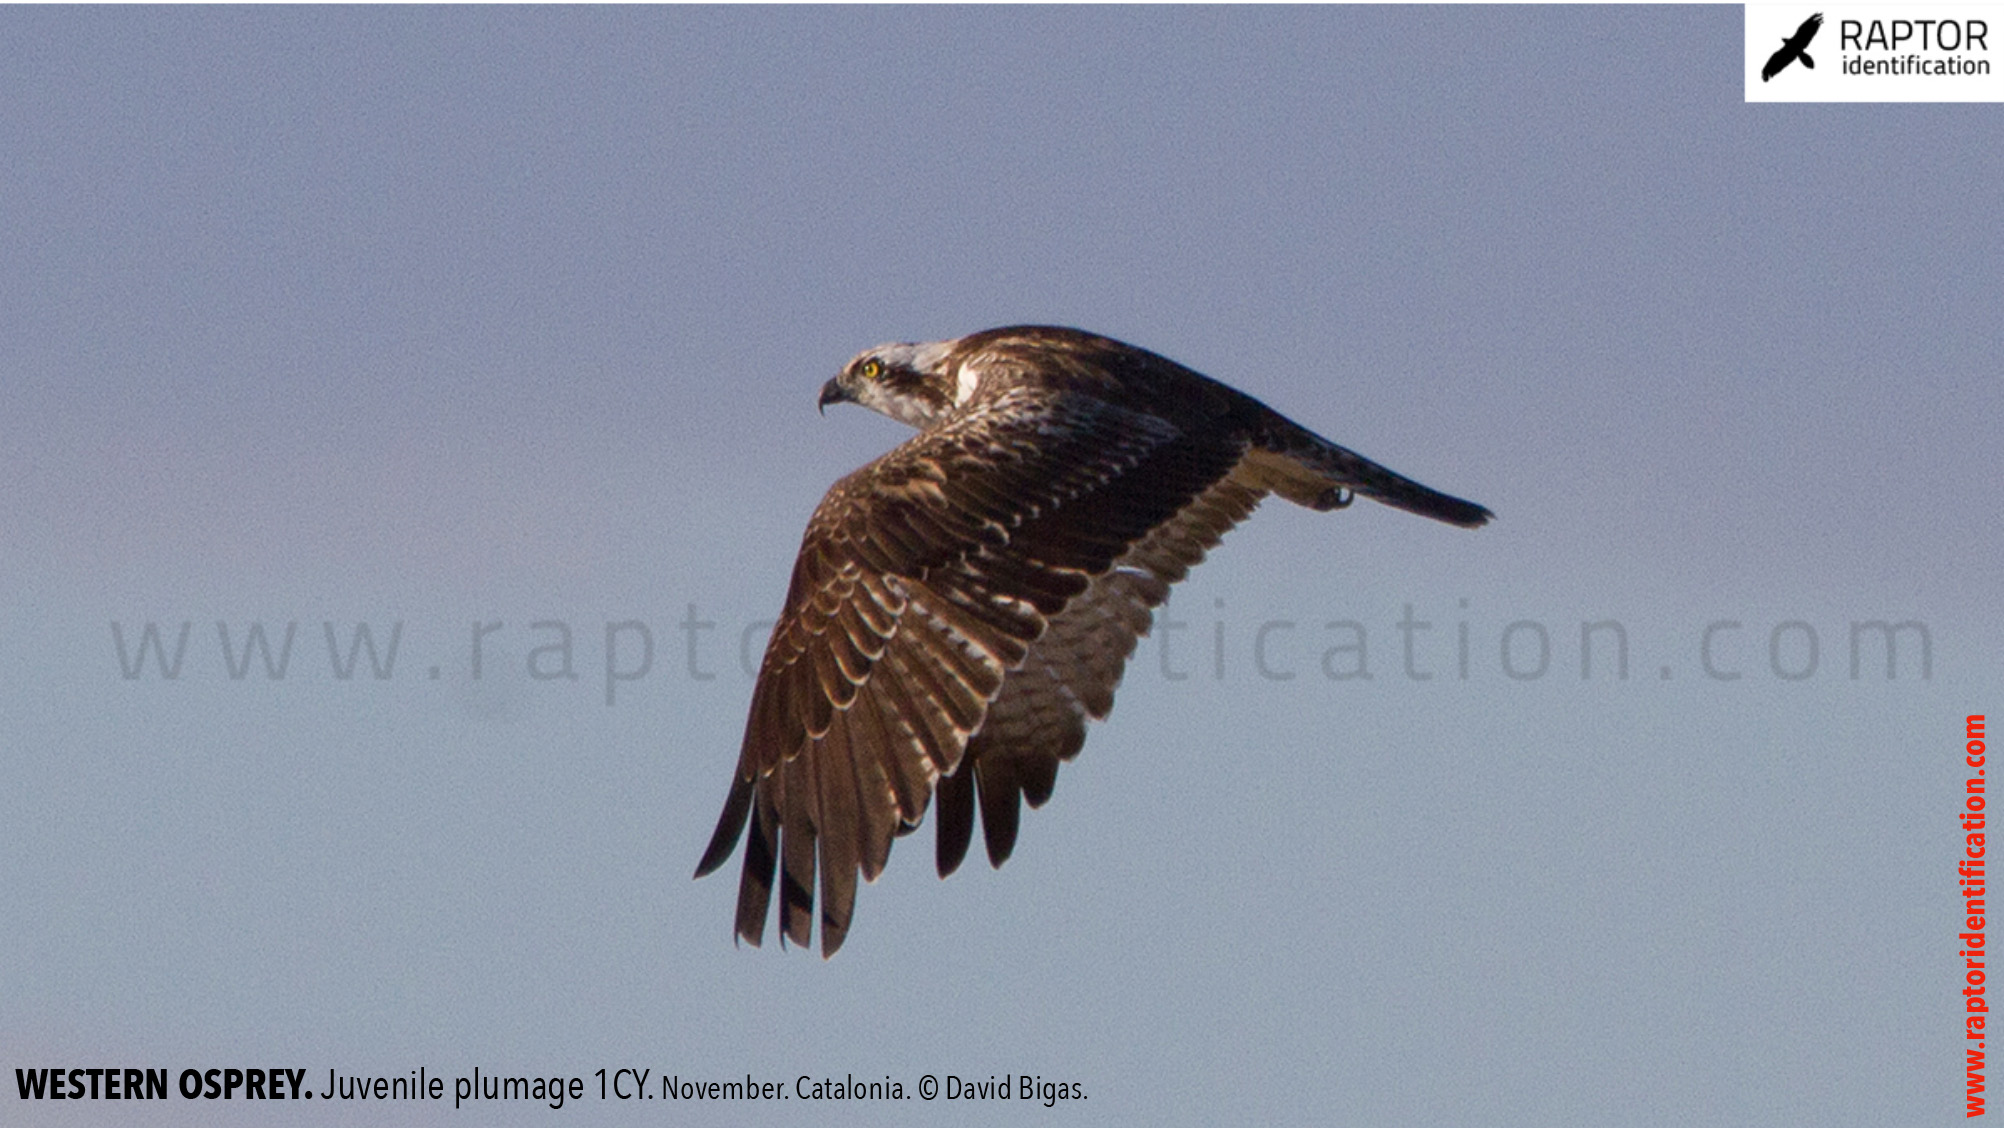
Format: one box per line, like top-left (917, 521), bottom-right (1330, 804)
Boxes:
top-left (695, 325), bottom-right (1491, 955)
top-left (1762, 13), bottom-right (1823, 81)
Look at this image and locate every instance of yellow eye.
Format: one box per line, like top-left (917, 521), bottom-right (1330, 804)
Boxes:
top-left (859, 358), bottom-right (883, 380)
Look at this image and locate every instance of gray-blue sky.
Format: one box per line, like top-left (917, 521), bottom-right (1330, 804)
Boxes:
top-left (2, 8), bottom-right (1997, 1126)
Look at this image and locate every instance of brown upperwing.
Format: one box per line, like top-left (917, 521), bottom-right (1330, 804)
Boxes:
top-left (696, 381), bottom-right (1253, 955)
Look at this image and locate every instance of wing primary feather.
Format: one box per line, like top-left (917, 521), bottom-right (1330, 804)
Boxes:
top-left (846, 691), bottom-right (903, 879)
top-left (732, 791), bottom-right (779, 947)
top-left (695, 774), bottom-right (754, 878)
top-left (814, 714), bottom-right (860, 957)
top-left (779, 755), bottom-right (817, 950)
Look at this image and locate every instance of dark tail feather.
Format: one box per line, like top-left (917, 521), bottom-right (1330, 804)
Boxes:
top-left (1244, 431), bottom-right (1493, 528)
top-left (1342, 460), bottom-right (1494, 527)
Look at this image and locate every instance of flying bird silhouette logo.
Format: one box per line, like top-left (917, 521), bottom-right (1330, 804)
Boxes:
top-left (1763, 13), bottom-right (1824, 81)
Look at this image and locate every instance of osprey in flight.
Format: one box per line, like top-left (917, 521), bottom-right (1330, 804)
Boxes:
top-left (696, 326), bottom-right (1490, 955)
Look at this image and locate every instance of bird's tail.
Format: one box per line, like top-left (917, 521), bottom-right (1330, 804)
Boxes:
top-left (1242, 415), bottom-right (1492, 528)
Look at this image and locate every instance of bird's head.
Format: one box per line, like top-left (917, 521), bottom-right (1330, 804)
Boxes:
top-left (821, 339), bottom-right (961, 429)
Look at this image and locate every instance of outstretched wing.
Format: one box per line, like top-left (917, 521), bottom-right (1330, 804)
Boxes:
top-left (695, 383), bottom-right (1250, 955)
top-left (933, 469), bottom-right (1267, 877)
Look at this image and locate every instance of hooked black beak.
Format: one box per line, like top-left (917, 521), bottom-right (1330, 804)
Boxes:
top-left (818, 377), bottom-right (851, 415)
